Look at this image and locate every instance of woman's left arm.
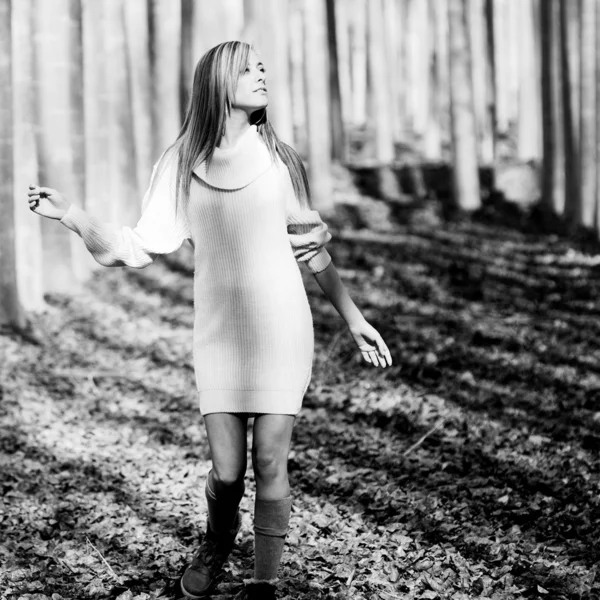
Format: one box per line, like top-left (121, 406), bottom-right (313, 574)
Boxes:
top-left (313, 260), bottom-right (393, 368)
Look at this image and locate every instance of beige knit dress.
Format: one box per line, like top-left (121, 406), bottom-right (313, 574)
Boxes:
top-left (59, 125), bottom-right (332, 416)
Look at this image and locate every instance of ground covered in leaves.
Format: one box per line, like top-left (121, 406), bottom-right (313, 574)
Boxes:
top-left (1, 175), bottom-right (600, 600)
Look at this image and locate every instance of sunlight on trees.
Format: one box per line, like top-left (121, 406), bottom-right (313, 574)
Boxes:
top-left (2, 0), bottom-right (600, 328)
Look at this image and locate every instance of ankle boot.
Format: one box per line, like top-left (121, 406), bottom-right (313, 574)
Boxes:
top-left (179, 511), bottom-right (241, 599)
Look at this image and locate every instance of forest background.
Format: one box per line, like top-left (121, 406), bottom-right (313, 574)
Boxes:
top-left (1, 1), bottom-right (600, 599)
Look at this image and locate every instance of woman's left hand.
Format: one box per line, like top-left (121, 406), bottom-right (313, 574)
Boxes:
top-left (348, 320), bottom-right (393, 368)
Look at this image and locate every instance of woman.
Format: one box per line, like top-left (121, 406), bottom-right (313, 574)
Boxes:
top-left (27, 41), bottom-right (392, 600)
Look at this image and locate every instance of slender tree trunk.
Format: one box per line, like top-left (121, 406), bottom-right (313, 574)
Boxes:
top-left (596, 0), bottom-right (600, 234)
top-left (541, 0), bottom-right (566, 216)
top-left (289, 2), bottom-right (308, 156)
top-left (560, 0), bottom-right (581, 226)
top-left (243, 0), bottom-right (293, 143)
top-left (409, 0), bottom-right (430, 146)
top-left (469, 0), bottom-right (494, 164)
top-left (427, 0), bottom-right (447, 162)
top-left (334, 0), bottom-right (353, 133)
top-left (448, 0), bottom-right (481, 210)
top-left (33, 0), bottom-right (87, 292)
top-left (124, 0), bottom-right (154, 192)
top-left (302, 0), bottom-right (333, 211)
top-left (82, 0), bottom-right (110, 240)
top-left (367, 0), bottom-right (402, 200)
top-left (150, 0), bottom-right (182, 158)
top-left (517, 0), bottom-right (541, 161)
top-left (494, 0), bottom-right (512, 136)
top-left (484, 0), bottom-right (497, 170)
top-left (383, 0), bottom-right (402, 144)
top-left (0, 0), bottom-right (26, 328)
top-left (349, 0), bottom-right (367, 128)
top-left (326, 0), bottom-right (345, 160)
top-left (103, 0), bottom-right (139, 227)
top-left (12, 0), bottom-right (44, 312)
top-left (367, 0), bottom-right (394, 163)
top-left (579, 0), bottom-right (596, 229)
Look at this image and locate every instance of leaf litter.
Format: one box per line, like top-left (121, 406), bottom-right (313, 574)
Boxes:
top-left (1, 196), bottom-right (600, 600)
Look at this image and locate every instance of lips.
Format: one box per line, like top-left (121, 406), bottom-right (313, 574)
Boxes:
top-left (255, 87), bottom-right (267, 92)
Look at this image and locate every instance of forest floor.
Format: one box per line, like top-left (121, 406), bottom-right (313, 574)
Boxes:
top-left (1, 170), bottom-right (600, 600)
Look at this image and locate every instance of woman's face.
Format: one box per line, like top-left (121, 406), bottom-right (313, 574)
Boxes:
top-left (233, 50), bottom-right (268, 114)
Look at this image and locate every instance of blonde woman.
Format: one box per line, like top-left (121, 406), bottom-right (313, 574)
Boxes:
top-left (27, 41), bottom-right (392, 600)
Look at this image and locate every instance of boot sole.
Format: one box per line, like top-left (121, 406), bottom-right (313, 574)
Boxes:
top-left (179, 577), bottom-right (215, 599)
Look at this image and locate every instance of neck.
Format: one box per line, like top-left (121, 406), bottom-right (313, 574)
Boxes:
top-left (218, 108), bottom-right (252, 150)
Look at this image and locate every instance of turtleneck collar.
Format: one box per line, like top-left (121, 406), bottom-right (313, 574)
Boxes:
top-left (192, 124), bottom-right (275, 190)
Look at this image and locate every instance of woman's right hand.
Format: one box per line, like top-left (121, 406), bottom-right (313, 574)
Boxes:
top-left (27, 185), bottom-right (71, 220)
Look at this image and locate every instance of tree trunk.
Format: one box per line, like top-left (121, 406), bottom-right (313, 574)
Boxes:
top-left (408, 0), bottom-right (430, 146)
top-left (12, 0), bottom-right (44, 312)
top-left (560, 0), bottom-right (581, 227)
top-left (326, 0), bottom-right (345, 160)
top-left (302, 0), bottom-right (333, 212)
top-left (124, 0), bottom-right (154, 193)
top-left (426, 0), bottom-right (446, 162)
top-left (596, 0), bottom-right (600, 234)
top-left (447, 0), bottom-right (481, 210)
top-left (517, 0), bottom-right (541, 161)
top-left (383, 0), bottom-right (402, 144)
top-left (367, 0), bottom-right (394, 163)
top-left (349, 0), bottom-right (367, 128)
top-left (540, 0), bottom-right (566, 216)
top-left (494, 0), bottom-right (511, 136)
top-left (82, 0), bottom-right (110, 243)
top-left (0, 0), bottom-right (26, 328)
top-left (243, 0), bottom-right (293, 143)
top-left (334, 0), bottom-right (353, 133)
top-left (150, 0), bottom-right (182, 158)
top-left (469, 0), bottom-right (494, 165)
top-left (578, 0), bottom-right (596, 229)
top-left (289, 2), bottom-right (308, 156)
top-left (484, 0), bottom-right (497, 170)
top-left (33, 0), bottom-right (88, 292)
top-left (102, 0), bottom-right (139, 227)
top-left (397, 0), bottom-right (410, 141)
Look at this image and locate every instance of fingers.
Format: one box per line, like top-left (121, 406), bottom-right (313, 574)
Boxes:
top-left (360, 343), bottom-right (392, 368)
top-left (27, 184), bottom-right (52, 213)
top-left (370, 350), bottom-right (381, 367)
top-left (377, 340), bottom-right (393, 367)
top-left (27, 185), bottom-right (40, 211)
top-left (27, 184), bottom-right (54, 198)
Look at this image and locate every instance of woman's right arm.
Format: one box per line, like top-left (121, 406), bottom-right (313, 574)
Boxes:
top-left (27, 153), bottom-right (191, 268)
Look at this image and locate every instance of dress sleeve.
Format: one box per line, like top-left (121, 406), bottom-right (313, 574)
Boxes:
top-left (59, 152), bottom-right (191, 268)
top-left (283, 167), bottom-right (333, 275)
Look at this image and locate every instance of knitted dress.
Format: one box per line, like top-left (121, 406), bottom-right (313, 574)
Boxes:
top-left (59, 125), bottom-right (332, 416)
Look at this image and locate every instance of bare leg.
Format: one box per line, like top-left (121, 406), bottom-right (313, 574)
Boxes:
top-left (204, 413), bottom-right (248, 532)
top-left (252, 414), bottom-right (295, 500)
top-left (180, 414), bottom-right (249, 597)
top-left (251, 414), bottom-right (295, 583)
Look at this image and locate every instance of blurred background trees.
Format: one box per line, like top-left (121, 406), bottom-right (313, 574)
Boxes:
top-left (2, 0), bottom-right (600, 328)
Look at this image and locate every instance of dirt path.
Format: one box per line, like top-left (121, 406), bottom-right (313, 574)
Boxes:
top-left (1, 208), bottom-right (599, 600)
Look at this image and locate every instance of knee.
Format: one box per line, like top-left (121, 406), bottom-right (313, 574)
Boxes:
top-left (211, 465), bottom-right (246, 493)
top-left (252, 449), bottom-right (287, 482)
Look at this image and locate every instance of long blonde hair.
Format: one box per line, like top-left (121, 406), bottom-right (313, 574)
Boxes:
top-left (160, 41), bottom-right (311, 216)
